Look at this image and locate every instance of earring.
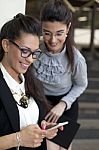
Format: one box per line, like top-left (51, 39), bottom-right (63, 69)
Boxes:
top-left (65, 34), bottom-right (67, 37)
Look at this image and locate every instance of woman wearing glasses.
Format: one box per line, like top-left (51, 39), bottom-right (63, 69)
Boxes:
top-left (0, 13), bottom-right (58, 150)
top-left (33, 0), bottom-right (88, 150)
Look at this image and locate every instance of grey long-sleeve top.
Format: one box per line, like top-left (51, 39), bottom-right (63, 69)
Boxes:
top-left (33, 44), bottom-right (88, 110)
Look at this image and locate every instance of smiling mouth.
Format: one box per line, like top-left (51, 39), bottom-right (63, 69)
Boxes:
top-left (49, 43), bottom-right (57, 47)
top-left (20, 62), bottom-right (30, 69)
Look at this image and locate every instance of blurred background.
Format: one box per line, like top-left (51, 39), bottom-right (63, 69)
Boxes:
top-left (26, 0), bottom-right (99, 57)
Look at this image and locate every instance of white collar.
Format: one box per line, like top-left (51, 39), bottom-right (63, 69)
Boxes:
top-left (0, 63), bottom-right (25, 94)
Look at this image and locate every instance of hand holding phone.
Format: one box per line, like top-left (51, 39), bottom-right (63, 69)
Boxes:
top-left (46, 121), bottom-right (68, 131)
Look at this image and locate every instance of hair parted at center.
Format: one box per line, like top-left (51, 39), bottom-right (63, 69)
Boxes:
top-left (40, 0), bottom-right (72, 25)
top-left (40, 0), bottom-right (76, 70)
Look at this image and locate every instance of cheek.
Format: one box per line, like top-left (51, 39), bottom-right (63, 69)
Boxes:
top-left (58, 38), bottom-right (66, 48)
top-left (59, 37), bottom-right (66, 44)
top-left (7, 51), bottom-right (20, 66)
top-left (43, 37), bottom-right (48, 43)
top-left (57, 38), bottom-right (66, 49)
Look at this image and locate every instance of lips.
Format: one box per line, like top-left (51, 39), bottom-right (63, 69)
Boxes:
top-left (49, 43), bottom-right (57, 47)
top-left (20, 62), bottom-right (30, 70)
top-left (50, 45), bottom-right (57, 48)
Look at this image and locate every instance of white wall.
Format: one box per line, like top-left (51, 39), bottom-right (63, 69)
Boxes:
top-left (0, 0), bottom-right (26, 29)
top-left (74, 28), bottom-right (99, 49)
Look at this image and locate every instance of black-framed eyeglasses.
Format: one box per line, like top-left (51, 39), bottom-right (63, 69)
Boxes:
top-left (9, 40), bottom-right (42, 59)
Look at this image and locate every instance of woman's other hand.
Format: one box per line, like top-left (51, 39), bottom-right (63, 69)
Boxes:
top-left (41, 120), bottom-right (59, 139)
top-left (45, 101), bottom-right (67, 123)
top-left (19, 124), bottom-right (46, 148)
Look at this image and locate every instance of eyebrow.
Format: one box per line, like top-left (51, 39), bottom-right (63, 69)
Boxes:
top-left (43, 29), bottom-right (65, 33)
top-left (18, 45), bottom-right (39, 52)
top-left (9, 40), bottom-right (39, 52)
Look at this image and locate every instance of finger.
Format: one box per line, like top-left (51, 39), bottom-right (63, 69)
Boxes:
top-left (40, 132), bottom-right (46, 139)
top-left (51, 115), bottom-right (59, 123)
top-left (41, 134), bottom-right (46, 138)
top-left (49, 128), bottom-right (58, 133)
top-left (46, 113), bottom-right (55, 123)
top-left (34, 138), bottom-right (43, 143)
top-left (45, 112), bottom-right (52, 120)
top-left (41, 120), bottom-right (47, 130)
top-left (32, 142), bottom-right (42, 148)
top-left (47, 132), bottom-right (58, 139)
top-left (59, 126), bottom-right (64, 131)
top-left (32, 138), bottom-right (43, 147)
top-left (54, 132), bottom-right (57, 137)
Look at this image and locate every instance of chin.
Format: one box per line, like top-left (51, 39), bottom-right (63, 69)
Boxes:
top-left (20, 69), bottom-right (27, 74)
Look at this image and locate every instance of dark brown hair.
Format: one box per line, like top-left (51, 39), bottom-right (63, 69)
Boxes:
top-left (40, 0), bottom-right (76, 70)
top-left (0, 13), bottom-right (50, 111)
top-left (24, 65), bottom-right (50, 111)
top-left (0, 13), bottom-right (41, 61)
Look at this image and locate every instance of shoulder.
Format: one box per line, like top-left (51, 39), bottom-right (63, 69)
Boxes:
top-left (39, 40), bottom-right (46, 52)
top-left (73, 47), bottom-right (86, 63)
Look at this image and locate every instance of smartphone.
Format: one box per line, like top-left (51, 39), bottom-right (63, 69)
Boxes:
top-left (46, 121), bottom-right (68, 131)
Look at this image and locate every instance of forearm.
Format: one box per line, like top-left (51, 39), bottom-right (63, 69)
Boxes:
top-left (0, 133), bottom-right (17, 149)
top-left (62, 83), bottom-right (88, 110)
top-left (59, 100), bottom-right (67, 110)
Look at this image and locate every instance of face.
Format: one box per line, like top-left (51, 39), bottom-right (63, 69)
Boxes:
top-left (2, 32), bottom-right (40, 81)
top-left (42, 21), bottom-right (70, 54)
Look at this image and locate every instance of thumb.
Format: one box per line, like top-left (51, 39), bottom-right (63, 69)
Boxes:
top-left (41, 120), bottom-right (47, 130)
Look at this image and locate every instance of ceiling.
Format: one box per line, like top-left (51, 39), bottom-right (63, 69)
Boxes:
top-left (66, 0), bottom-right (99, 8)
top-left (26, 0), bottom-right (99, 17)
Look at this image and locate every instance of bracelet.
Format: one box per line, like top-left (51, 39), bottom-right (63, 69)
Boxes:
top-left (16, 132), bottom-right (21, 150)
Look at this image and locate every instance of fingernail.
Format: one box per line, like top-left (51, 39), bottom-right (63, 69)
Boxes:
top-left (42, 125), bottom-right (46, 130)
top-left (61, 126), bottom-right (64, 131)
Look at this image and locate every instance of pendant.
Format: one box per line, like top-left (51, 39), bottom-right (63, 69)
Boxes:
top-left (20, 95), bottom-right (29, 108)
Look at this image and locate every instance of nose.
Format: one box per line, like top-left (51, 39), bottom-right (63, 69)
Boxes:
top-left (25, 54), bottom-right (34, 64)
top-left (50, 35), bottom-right (57, 42)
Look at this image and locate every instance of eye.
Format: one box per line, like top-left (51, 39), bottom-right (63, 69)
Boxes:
top-left (20, 48), bottom-right (30, 54)
top-left (56, 32), bottom-right (64, 36)
top-left (34, 50), bottom-right (41, 55)
top-left (44, 32), bottom-right (51, 36)
top-left (33, 50), bottom-right (42, 58)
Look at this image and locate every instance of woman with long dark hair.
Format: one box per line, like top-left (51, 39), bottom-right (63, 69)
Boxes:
top-left (0, 13), bottom-right (58, 150)
top-left (33, 0), bottom-right (88, 150)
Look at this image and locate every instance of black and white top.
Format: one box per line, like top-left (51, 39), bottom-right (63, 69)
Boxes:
top-left (0, 63), bottom-right (39, 129)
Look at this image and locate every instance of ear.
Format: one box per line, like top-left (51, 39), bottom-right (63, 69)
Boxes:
top-left (66, 22), bottom-right (71, 34)
top-left (68, 22), bottom-right (71, 31)
top-left (2, 39), bottom-right (9, 53)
